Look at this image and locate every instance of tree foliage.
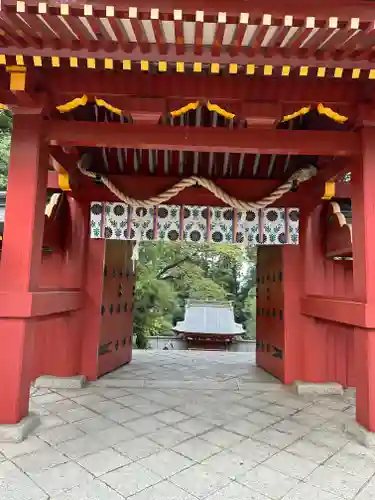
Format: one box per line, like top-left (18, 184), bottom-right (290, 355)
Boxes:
top-left (133, 241), bottom-right (257, 346)
top-left (0, 110), bottom-right (12, 190)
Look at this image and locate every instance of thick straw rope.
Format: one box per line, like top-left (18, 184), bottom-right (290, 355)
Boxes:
top-left (77, 156), bottom-right (317, 210)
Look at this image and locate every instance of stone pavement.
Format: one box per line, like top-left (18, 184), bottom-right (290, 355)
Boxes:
top-left (0, 350), bottom-right (374, 500)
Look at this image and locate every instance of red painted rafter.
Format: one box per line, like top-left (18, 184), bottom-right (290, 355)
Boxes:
top-left (212, 15), bottom-right (226, 57)
top-left (106, 17), bottom-right (133, 53)
top-left (193, 12), bottom-right (204, 56)
top-left (128, 9), bottom-right (150, 54)
top-left (38, 14), bottom-right (77, 49)
top-left (229, 18), bottom-right (248, 56)
top-left (319, 21), bottom-right (358, 56)
top-left (173, 10), bottom-right (185, 55)
top-left (46, 121), bottom-right (360, 156)
top-left (3, 0), bottom-right (375, 23)
top-left (18, 13), bottom-right (60, 48)
top-left (339, 22), bottom-right (375, 57)
top-left (1, 12), bottom-right (41, 49)
top-left (150, 11), bottom-right (167, 55)
top-left (0, 14), bottom-right (27, 48)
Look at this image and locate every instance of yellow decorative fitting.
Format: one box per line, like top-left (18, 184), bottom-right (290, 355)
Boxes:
top-left (281, 106), bottom-right (311, 122)
top-left (176, 61), bottom-right (184, 72)
top-left (207, 101), bottom-right (235, 119)
top-left (299, 66), bottom-right (308, 76)
top-left (51, 56), bottom-right (60, 67)
top-left (16, 54), bottom-right (24, 66)
top-left (281, 65), bottom-right (290, 76)
top-left (33, 56), bottom-right (42, 67)
top-left (104, 58), bottom-right (113, 70)
top-left (95, 98), bottom-right (122, 116)
top-left (170, 101), bottom-right (199, 117)
top-left (140, 60), bottom-right (149, 71)
top-left (158, 61), bottom-right (167, 72)
top-left (123, 60), bottom-right (131, 70)
top-left (211, 63), bottom-right (220, 74)
top-left (56, 95), bottom-right (88, 113)
top-left (246, 64), bottom-right (255, 75)
top-left (193, 62), bottom-right (202, 72)
top-left (334, 67), bottom-right (343, 78)
top-left (6, 66), bottom-right (27, 91)
top-left (264, 65), bottom-right (273, 75)
top-left (0, 55), bottom-right (6, 65)
top-left (58, 172), bottom-right (71, 191)
top-left (352, 68), bottom-right (361, 79)
top-left (322, 181), bottom-right (335, 200)
top-left (87, 58), bottom-right (95, 69)
top-left (0, 103), bottom-right (8, 110)
top-left (317, 103), bottom-right (348, 123)
top-left (69, 57), bottom-right (78, 68)
top-left (369, 69), bottom-right (375, 79)
top-left (229, 63), bottom-right (238, 74)
top-left (317, 67), bottom-right (326, 78)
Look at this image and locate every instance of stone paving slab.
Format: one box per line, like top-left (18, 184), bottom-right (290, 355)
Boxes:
top-left (1, 350), bottom-right (373, 500)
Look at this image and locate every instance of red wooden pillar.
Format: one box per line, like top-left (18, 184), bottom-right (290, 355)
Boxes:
top-left (0, 112), bottom-right (47, 424)
top-left (352, 127), bottom-right (375, 432)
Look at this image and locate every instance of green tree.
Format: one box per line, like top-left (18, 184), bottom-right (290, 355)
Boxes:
top-left (0, 110), bottom-right (12, 190)
top-left (133, 241), bottom-right (257, 347)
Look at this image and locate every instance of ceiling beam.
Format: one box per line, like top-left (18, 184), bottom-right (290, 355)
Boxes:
top-left (0, 67), bottom-right (362, 109)
top-left (46, 121), bottom-right (360, 156)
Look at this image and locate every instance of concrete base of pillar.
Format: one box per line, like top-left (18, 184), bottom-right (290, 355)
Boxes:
top-left (346, 420), bottom-right (375, 448)
top-left (292, 381), bottom-right (344, 396)
top-left (0, 414), bottom-right (40, 443)
top-left (34, 375), bottom-right (86, 390)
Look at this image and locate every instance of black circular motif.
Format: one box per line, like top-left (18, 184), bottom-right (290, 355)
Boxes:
top-left (223, 209), bottom-right (233, 221)
top-left (158, 207), bottom-right (168, 219)
top-left (113, 204), bottom-right (125, 216)
top-left (183, 207), bottom-right (191, 219)
top-left (130, 228), bottom-right (135, 239)
top-left (146, 229), bottom-right (154, 240)
top-left (190, 231), bottom-right (201, 242)
top-left (135, 207), bottom-right (147, 217)
top-left (278, 232), bottom-right (286, 244)
top-left (266, 210), bottom-right (278, 222)
top-left (212, 231), bottom-right (224, 243)
top-left (202, 208), bottom-right (209, 220)
top-left (289, 210), bottom-right (299, 222)
top-left (104, 227), bottom-right (113, 239)
top-left (246, 211), bottom-right (256, 222)
top-left (91, 203), bottom-right (103, 215)
top-left (168, 230), bottom-right (179, 241)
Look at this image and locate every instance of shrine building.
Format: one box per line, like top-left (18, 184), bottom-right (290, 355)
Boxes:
top-left (0, 0), bottom-right (374, 444)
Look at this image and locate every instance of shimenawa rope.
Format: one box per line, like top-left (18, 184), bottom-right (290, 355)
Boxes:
top-left (77, 156), bottom-right (317, 210)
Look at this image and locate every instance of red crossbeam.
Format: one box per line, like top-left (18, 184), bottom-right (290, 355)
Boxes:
top-left (46, 121), bottom-right (360, 156)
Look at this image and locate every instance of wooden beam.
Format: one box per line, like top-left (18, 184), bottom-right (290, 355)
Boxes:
top-left (3, 0), bottom-right (375, 23)
top-left (46, 121), bottom-right (360, 156)
top-left (2, 45), bottom-right (375, 71)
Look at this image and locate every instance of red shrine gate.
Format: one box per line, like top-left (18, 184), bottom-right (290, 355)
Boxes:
top-left (0, 0), bottom-right (375, 442)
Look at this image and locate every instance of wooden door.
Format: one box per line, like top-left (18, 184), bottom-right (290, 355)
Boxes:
top-left (98, 240), bottom-right (134, 377)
